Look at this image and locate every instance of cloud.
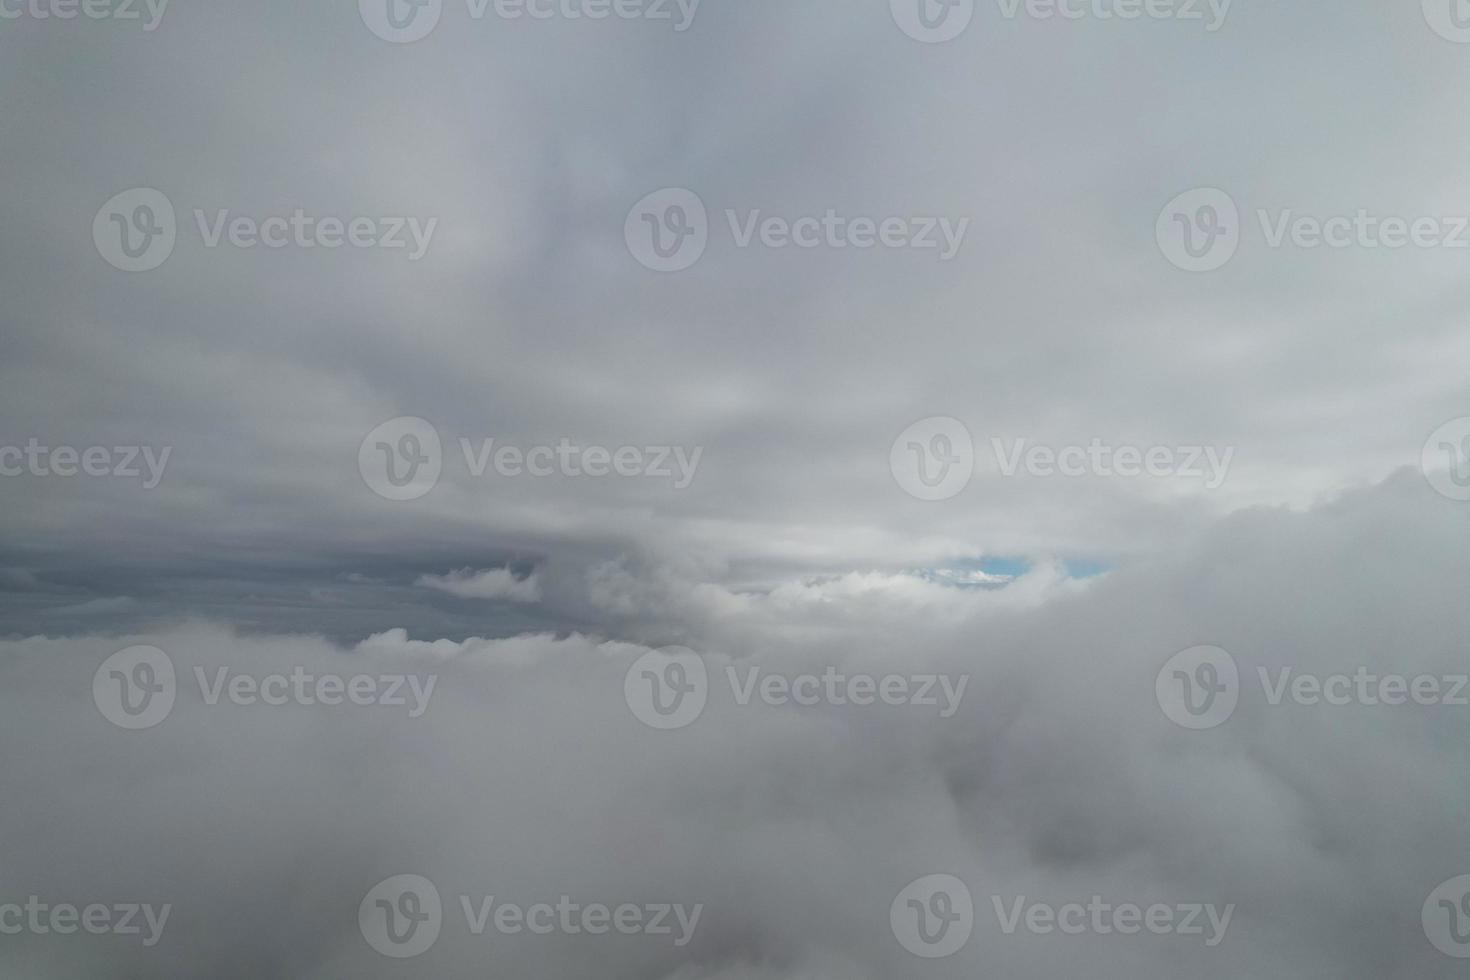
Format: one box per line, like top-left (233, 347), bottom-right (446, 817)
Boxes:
top-left (1, 475), bottom-right (1465, 977)
top-left (41, 596), bottom-right (139, 617)
top-left (416, 567), bottom-right (542, 603)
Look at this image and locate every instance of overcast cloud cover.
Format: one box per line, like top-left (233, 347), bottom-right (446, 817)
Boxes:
top-left (2, 0), bottom-right (1470, 975)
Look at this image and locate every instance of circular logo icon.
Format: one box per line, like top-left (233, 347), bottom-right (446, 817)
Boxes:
top-left (360, 874), bottom-right (443, 958)
top-left (890, 0), bottom-right (974, 42)
top-left (625, 188), bottom-right (708, 272)
top-left (1423, 0), bottom-right (1470, 43)
top-left (890, 874), bottom-right (974, 958)
top-left (1155, 645), bottom-right (1239, 730)
top-left (359, 417), bottom-right (443, 502)
top-left (1156, 188), bottom-right (1240, 273)
top-left (359, 0), bottom-right (442, 42)
top-left (93, 188), bottom-right (176, 273)
top-left (93, 645), bottom-right (176, 730)
top-left (1422, 417), bottom-right (1470, 501)
top-left (890, 417), bottom-right (974, 501)
top-left (1425, 875), bottom-right (1470, 957)
top-left (624, 647), bottom-right (708, 730)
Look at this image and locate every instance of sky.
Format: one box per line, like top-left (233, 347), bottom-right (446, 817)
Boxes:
top-left (3, 0), bottom-right (1470, 976)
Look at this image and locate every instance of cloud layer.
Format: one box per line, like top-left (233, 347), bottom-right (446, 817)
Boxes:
top-left (3, 474), bottom-right (1467, 976)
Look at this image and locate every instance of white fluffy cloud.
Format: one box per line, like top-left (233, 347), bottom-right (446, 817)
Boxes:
top-left (417, 567), bottom-right (543, 603)
top-left (2, 473), bottom-right (1465, 977)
